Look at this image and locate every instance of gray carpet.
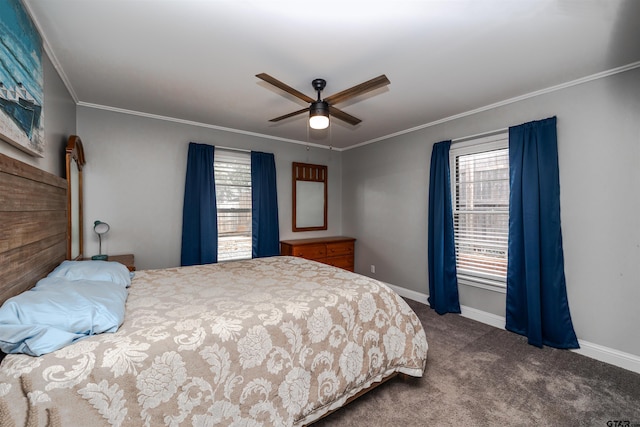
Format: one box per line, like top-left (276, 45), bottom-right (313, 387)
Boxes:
top-left (314, 299), bottom-right (640, 426)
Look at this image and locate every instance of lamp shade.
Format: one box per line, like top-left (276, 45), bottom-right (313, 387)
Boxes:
top-left (309, 101), bottom-right (329, 130)
top-left (94, 220), bottom-right (110, 235)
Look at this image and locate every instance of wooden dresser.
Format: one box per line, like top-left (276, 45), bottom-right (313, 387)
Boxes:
top-left (280, 236), bottom-right (355, 271)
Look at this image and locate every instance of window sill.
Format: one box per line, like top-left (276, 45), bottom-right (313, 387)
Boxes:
top-left (457, 275), bottom-right (507, 293)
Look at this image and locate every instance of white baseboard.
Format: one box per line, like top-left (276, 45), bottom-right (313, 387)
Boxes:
top-left (573, 340), bottom-right (640, 374)
top-left (385, 282), bottom-right (640, 374)
top-left (458, 305), bottom-right (506, 329)
top-left (385, 283), bottom-right (429, 305)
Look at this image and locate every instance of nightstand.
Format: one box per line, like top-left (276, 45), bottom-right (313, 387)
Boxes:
top-left (106, 254), bottom-right (136, 271)
top-left (82, 254), bottom-right (135, 271)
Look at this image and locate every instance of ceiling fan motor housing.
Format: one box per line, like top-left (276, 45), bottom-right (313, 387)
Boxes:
top-left (310, 100), bottom-right (329, 114)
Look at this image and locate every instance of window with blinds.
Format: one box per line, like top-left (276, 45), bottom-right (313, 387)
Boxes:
top-left (450, 135), bottom-right (509, 288)
top-left (214, 149), bottom-right (252, 262)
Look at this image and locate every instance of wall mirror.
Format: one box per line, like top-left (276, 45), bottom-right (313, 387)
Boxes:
top-left (292, 162), bottom-right (327, 232)
top-left (66, 135), bottom-right (86, 260)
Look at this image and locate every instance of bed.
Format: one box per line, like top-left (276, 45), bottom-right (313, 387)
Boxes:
top-left (0, 145), bottom-right (428, 426)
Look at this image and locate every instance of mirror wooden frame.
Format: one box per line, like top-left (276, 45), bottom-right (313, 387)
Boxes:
top-left (66, 135), bottom-right (86, 260)
top-left (292, 162), bottom-right (327, 232)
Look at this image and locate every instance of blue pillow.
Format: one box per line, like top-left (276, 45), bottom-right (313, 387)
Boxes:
top-left (48, 260), bottom-right (132, 288)
top-left (0, 277), bottom-right (128, 356)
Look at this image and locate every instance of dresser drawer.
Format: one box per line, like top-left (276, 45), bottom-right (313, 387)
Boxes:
top-left (325, 255), bottom-right (354, 271)
top-left (291, 244), bottom-right (327, 260)
top-left (326, 242), bottom-right (354, 257)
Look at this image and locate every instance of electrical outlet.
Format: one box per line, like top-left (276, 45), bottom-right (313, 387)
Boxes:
top-left (370, 265), bottom-right (376, 274)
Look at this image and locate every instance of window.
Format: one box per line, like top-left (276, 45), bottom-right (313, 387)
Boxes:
top-left (450, 134), bottom-right (509, 289)
top-left (214, 149), bottom-right (252, 262)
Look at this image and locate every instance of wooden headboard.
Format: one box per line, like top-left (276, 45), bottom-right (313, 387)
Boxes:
top-left (0, 152), bottom-right (68, 304)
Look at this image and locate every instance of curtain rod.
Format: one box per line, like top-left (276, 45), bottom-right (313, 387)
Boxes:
top-left (452, 127), bottom-right (508, 144)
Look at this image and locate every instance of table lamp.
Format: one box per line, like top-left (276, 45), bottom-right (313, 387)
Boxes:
top-left (91, 220), bottom-right (110, 260)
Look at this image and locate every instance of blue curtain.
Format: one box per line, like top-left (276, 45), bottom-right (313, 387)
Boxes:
top-left (506, 117), bottom-right (579, 349)
top-left (428, 140), bottom-right (461, 315)
top-left (181, 143), bottom-right (217, 266)
top-left (251, 151), bottom-right (280, 258)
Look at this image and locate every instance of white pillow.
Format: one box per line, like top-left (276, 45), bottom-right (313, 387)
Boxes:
top-left (48, 260), bottom-right (131, 288)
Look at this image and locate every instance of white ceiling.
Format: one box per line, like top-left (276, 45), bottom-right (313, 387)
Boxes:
top-left (23, 0), bottom-right (640, 149)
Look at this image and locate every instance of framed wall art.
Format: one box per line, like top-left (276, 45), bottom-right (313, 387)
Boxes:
top-left (0, 0), bottom-right (44, 157)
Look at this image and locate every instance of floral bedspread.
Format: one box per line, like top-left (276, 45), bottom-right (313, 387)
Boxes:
top-left (0, 256), bottom-right (428, 426)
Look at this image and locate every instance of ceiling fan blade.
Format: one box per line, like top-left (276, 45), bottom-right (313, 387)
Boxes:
top-left (328, 105), bottom-right (361, 126)
top-left (269, 107), bottom-right (310, 122)
top-left (256, 73), bottom-right (315, 104)
top-left (324, 74), bottom-right (390, 106)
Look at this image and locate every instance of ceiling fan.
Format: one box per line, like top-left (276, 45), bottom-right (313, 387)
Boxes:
top-left (256, 73), bottom-right (390, 130)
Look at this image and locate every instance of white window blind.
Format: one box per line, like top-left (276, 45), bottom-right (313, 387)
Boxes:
top-left (450, 135), bottom-right (509, 288)
top-left (214, 149), bottom-right (252, 262)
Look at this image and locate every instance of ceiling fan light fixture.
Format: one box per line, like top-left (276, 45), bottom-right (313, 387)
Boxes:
top-left (309, 101), bottom-right (329, 130)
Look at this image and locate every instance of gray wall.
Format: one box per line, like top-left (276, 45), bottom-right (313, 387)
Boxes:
top-left (0, 53), bottom-right (76, 176)
top-left (342, 67), bottom-right (640, 357)
top-left (77, 107), bottom-right (342, 271)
